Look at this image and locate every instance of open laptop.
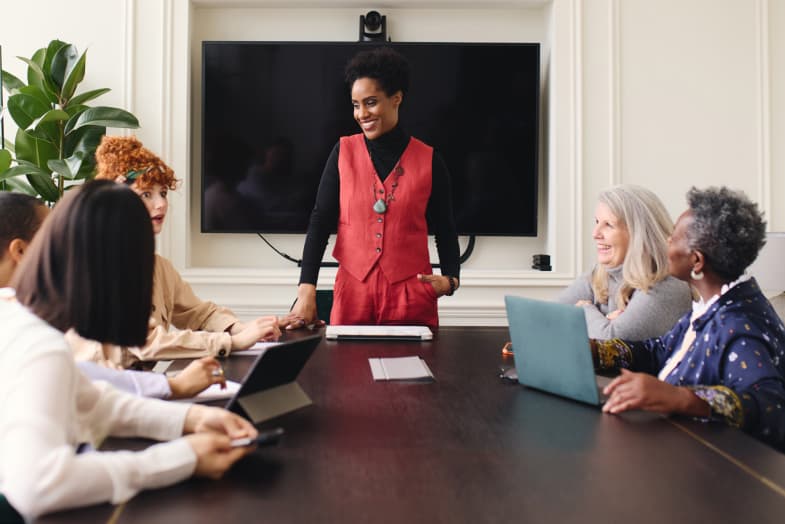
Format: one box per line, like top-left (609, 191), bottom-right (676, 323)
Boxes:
top-left (226, 333), bottom-right (322, 423)
top-left (504, 296), bottom-right (610, 406)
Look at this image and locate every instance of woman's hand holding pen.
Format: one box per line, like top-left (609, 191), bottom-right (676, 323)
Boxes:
top-left (285, 283), bottom-right (326, 330)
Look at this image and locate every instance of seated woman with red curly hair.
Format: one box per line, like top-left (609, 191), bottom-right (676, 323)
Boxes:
top-left (68, 136), bottom-right (282, 367)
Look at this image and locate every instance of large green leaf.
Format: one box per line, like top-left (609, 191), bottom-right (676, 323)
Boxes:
top-left (0, 149), bottom-right (11, 172)
top-left (60, 48), bottom-right (86, 102)
top-left (30, 109), bottom-right (70, 128)
top-left (3, 177), bottom-right (36, 195)
top-left (48, 41), bottom-right (74, 89)
top-left (21, 49), bottom-right (57, 104)
top-left (64, 104), bottom-right (88, 117)
top-left (64, 124), bottom-right (104, 157)
top-left (69, 88), bottom-right (110, 107)
top-left (7, 92), bottom-right (50, 129)
top-left (0, 161), bottom-right (52, 181)
top-left (27, 172), bottom-right (59, 202)
top-left (28, 109), bottom-right (70, 144)
top-left (71, 106), bottom-right (139, 131)
top-left (43, 40), bottom-right (68, 98)
top-left (48, 151), bottom-right (85, 180)
top-left (18, 85), bottom-right (51, 107)
top-left (64, 106), bottom-right (88, 135)
top-left (1, 70), bottom-right (26, 93)
top-left (65, 125), bottom-right (104, 178)
top-left (14, 128), bottom-right (58, 171)
top-left (21, 51), bottom-right (45, 86)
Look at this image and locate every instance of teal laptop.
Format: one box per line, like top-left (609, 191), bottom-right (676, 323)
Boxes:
top-left (504, 295), bottom-right (608, 406)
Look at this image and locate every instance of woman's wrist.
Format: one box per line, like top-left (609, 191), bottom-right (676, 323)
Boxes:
top-left (678, 387), bottom-right (712, 418)
top-left (445, 276), bottom-right (459, 296)
top-left (297, 283), bottom-right (317, 299)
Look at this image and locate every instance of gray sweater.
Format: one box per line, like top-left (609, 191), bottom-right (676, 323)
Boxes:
top-left (557, 266), bottom-right (693, 341)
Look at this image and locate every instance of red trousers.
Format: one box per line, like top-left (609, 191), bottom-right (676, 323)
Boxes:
top-left (331, 264), bottom-right (439, 329)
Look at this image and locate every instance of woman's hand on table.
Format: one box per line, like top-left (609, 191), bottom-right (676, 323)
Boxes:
top-left (231, 316), bottom-right (281, 350)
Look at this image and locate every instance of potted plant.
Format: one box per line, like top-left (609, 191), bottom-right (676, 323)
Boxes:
top-left (0, 39), bottom-right (139, 203)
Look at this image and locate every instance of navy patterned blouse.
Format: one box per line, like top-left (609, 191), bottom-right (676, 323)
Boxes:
top-left (593, 278), bottom-right (785, 451)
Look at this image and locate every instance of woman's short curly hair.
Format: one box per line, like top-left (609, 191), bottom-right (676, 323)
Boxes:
top-left (686, 186), bottom-right (766, 281)
top-left (94, 135), bottom-right (178, 190)
top-left (344, 46), bottom-right (409, 97)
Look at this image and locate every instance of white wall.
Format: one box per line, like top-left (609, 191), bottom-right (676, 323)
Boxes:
top-left (2, 0), bottom-right (782, 325)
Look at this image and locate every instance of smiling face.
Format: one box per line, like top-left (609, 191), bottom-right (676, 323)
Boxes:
top-left (132, 182), bottom-right (168, 235)
top-left (593, 202), bottom-right (630, 268)
top-left (351, 77), bottom-right (402, 140)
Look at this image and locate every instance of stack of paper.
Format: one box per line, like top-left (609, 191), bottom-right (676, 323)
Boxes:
top-left (368, 357), bottom-right (434, 381)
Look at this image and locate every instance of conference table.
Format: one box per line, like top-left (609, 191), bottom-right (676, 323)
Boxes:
top-left (39, 327), bottom-right (785, 523)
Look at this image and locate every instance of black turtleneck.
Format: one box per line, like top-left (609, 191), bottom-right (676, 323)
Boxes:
top-left (299, 125), bottom-right (460, 284)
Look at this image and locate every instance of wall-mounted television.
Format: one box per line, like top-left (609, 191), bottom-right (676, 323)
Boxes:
top-left (201, 41), bottom-right (540, 236)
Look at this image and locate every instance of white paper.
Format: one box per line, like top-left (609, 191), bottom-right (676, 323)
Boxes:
top-left (368, 357), bottom-right (434, 381)
top-left (235, 341), bottom-right (282, 356)
top-left (178, 379), bottom-right (241, 402)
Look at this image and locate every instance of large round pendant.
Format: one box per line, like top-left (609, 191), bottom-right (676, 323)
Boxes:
top-left (373, 198), bottom-right (387, 214)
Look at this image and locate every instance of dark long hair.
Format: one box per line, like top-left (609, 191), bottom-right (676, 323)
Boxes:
top-left (12, 180), bottom-right (155, 346)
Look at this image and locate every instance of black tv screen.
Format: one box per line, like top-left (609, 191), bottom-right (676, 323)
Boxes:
top-left (201, 41), bottom-right (540, 236)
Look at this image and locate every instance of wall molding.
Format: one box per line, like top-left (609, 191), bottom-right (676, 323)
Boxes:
top-left (123, 0), bottom-right (135, 117)
top-left (756, 0), bottom-right (771, 222)
top-left (609, 0), bottom-right (621, 186)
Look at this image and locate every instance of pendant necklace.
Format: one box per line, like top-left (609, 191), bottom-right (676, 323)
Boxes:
top-left (373, 165), bottom-right (404, 214)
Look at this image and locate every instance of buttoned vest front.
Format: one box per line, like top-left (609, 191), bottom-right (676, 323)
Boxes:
top-left (332, 134), bottom-right (433, 283)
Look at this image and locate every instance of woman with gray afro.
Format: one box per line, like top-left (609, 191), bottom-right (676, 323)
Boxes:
top-left (592, 186), bottom-right (785, 452)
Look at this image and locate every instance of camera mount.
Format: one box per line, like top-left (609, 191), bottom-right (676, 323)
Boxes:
top-left (359, 11), bottom-right (388, 42)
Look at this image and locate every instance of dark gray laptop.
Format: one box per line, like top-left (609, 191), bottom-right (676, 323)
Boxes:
top-left (504, 296), bottom-right (609, 406)
top-left (226, 334), bottom-right (322, 423)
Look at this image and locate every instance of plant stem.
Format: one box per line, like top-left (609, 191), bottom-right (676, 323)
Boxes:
top-left (58, 120), bottom-right (64, 198)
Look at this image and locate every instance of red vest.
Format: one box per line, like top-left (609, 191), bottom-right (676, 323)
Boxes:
top-left (332, 134), bottom-right (433, 284)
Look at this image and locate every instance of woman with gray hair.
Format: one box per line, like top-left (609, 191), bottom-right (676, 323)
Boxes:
top-left (558, 185), bottom-right (692, 340)
top-left (595, 187), bottom-right (785, 451)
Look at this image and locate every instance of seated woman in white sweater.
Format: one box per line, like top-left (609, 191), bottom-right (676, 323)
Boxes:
top-left (0, 181), bottom-right (257, 520)
top-left (557, 185), bottom-right (693, 340)
top-left (0, 192), bottom-right (223, 399)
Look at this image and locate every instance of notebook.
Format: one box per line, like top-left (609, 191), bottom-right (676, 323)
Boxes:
top-left (325, 325), bottom-right (433, 341)
top-left (225, 333), bottom-right (322, 423)
top-left (504, 295), bottom-right (609, 406)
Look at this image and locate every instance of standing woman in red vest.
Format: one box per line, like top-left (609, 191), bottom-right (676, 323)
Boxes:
top-left (288, 47), bottom-right (460, 329)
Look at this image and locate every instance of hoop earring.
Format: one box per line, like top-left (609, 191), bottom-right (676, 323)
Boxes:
top-left (690, 269), bottom-right (704, 281)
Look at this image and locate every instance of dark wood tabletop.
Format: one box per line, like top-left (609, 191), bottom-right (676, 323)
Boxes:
top-left (38, 327), bottom-right (785, 523)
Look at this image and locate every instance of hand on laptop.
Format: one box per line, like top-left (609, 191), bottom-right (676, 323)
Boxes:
top-left (601, 369), bottom-right (711, 417)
